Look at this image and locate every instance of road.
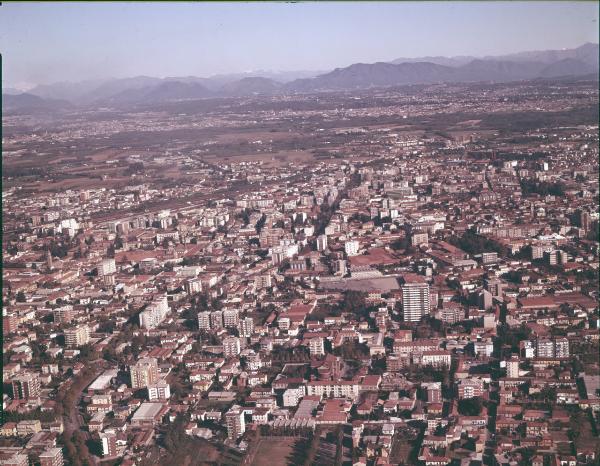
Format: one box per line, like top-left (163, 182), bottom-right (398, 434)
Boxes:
top-left (62, 360), bottom-right (108, 465)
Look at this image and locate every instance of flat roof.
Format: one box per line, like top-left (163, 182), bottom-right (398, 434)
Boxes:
top-left (88, 369), bottom-right (118, 392)
top-left (320, 276), bottom-right (400, 293)
top-left (132, 402), bottom-right (164, 421)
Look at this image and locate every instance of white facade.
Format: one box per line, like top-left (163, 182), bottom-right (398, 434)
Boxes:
top-left (402, 282), bottom-right (430, 322)
top-left (309, 337), bottom-right (325, 356)
top-left (223, 336), bottom-right (241, 358)
top-left (147, 381), bottom-right (171, 401)
top-left (345, 240), bottom-right (360, 257)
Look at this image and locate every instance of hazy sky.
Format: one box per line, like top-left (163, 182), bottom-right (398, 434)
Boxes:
top-left (1, 1), bottom-right (598, 89)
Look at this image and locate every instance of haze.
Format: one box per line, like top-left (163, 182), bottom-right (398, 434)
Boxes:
top-left (1, 1), bottom-right (598, 90)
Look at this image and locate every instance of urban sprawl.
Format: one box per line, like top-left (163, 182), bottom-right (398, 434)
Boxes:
top-left (1, 79), bottom-right (599, 466)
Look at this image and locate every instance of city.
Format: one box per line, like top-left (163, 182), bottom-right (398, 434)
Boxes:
top-left (1, 2), bottom-right (599, 466)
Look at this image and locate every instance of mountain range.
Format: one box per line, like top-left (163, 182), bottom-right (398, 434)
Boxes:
top-left (3, 43), bottom-right (598, 112)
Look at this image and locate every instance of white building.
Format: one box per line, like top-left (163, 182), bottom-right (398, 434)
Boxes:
top-left (306, 381), bottom-right (359, 399)
top-left (147, 380), bottom-right (171, 401)
top-left (223, 336), bottom-right (241, 358)
top-left (223, 309), bottom-right (240, 328)
top-left (345, 240), bottom-right (360, 257)
top-left (64, 325), bottom-right (89, 348)
top-left (139, 296), bottom-right (169, 329)
top-left (238, 317), bottom-right (254, 338)
top-left (506, 357), bottom-right (520, 378)
top-left (198, 312), bottom-right (211, 331)
top-left (309, 337), bottom-right (325, 356)
top-left (317, 235), bottom-right (328, 252)
top-left (225, 405), bottom-right (246, 439)
top-left (99, 258), bottom-right (116, 277)
top-left (283, 386), bottom-right (306, 407)
top-left (402, 282), bottom-right (430, 322)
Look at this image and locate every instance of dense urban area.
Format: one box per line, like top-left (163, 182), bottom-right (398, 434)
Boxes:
top-left (1, 76), bottom-right (599, 466)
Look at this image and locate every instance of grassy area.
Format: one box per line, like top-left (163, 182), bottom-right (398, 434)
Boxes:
top-left (250, 438), bottom-right (297, 466)
top-left (572, 410), bottom-right (600, 457)
top-left (389, 436), bottom-right (412, 465)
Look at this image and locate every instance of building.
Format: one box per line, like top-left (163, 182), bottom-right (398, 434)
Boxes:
top-left (210, 310), bottom-right (223, 330)
top-left (198, 311), bottom-right (211, 331)
top-left (479, 289), bottom-right (493, 310)
top-left (543, 250), bottom-right (559, 265)
top-left (345, 240), bottom-right (360, 257)
top-left (554, 338), bottom-right (570, 358)
top-left (481, 252), bottom-right (498, 265)
top-left (531, 243), bottom-right (554, 260)
top-left (254, 274), bottom-right (272, 289)
top-left (3, 454), bottom-right (28, 466)
top-left (39, 448), bottom-right (64, 466)
top-left (440, 303), bottom-right (463, 324)
top-left (147, 380), bottom-right (171, 401)
top-left (506, 357), bottom-right (520, 378)
top-left (283, 386), bottom-right (306, 407)
top-left (3, 313), bottom-right (19, 334)
top-left (64, 325), bottom-right (89, 348)
top-left (130, 358), bottom-right (159, 389)
top-left (16, 419), bottom-right (41, 436)
top-left (317, 234), bottom-right (328, 251)
top-left (238, 317), bottom-right (254, 338)
top-left (185, 278), bottom-right (202, 294)
top-left (309, 337), bottom-right (326, 356)
top-left (474, 340), bottom-right (494, 357)
top-left (306, 380), bottom-right (360, 399)
top-left (458, 378), bottom-right (485, 399)
top-left (411, 231), bottom-right (429, 247)
top-left (130, 402), bottom-right (166, 426)
top-left (223, 336), bottom-right (241, 358)
top-left (336, 259), bottom-right (347, 276)
top-left (375, 309), bottom-right (388, 330)
top-left (484, 277), bottom-right (505, 298)
top-left (139, 296), bottom-right (169, 329)
top-left (46, 249), bottom-right (53, 270)
top-left (402, 282), bottom-right (430, 322)
top-left (419, 351), bottom-right (451, 368)
top-left (536, 339), bottom-right (556, 358)
top-left (99, 258), bottom-right (116, 277)
top-left (223, 309), bottom-right (240, 328)
top-left (12, 373), bottom-right (41, 400)
top-left (576, 209), bottom-right (591, 231)
top-left (99, 432), bottom-right (117, 457)
top-left (225, 406), bottom-right (246, 439)
top-left (53, 306), bottom-right (76, 325)
top-left (423, 382), bottom-right (442, 403)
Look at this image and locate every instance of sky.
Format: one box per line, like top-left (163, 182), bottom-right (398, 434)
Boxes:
top-left (1, 1), bottom-right (598, 90)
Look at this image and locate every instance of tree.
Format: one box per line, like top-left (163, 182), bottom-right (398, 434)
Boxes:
top-left (15, 291), bottom-right (26, 302)
top-left (457, 397), bottom-right (483, 416)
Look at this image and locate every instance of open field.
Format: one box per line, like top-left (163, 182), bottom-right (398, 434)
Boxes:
top-left (250, 438), bottom-right (297, 466)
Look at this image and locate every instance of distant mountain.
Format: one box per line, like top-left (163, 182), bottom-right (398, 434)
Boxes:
top-left (288, 45), bottom-right (599, 92)
top-left (391, 43), bottom-right (599, 68)
top-left (2, 87), bottom-right (26, 95)
top-left (491, 43), bottom-right (599, 67)
top-left (15, 43), bottom-right (599, 107)
top-left (288, 62), bottom-right (458, 91)
top-left (104, 80), bottom-right (214, 105)
top-left (3, 93), bottom-right (72, 113)
top-left (25, 71), bottom-right (323, 105)
top-left (219, 77), bottom-right (282, 96)
top-left (86, 76), bottom-right (164, 104)
top-left (391, 56), bottom-right (475, 67)
top-left (208, 69), bottom-right (325, 84)
top-left (538, 58), bottom-right (597, 78)
top-left (28, 79), bottom-right (112, 102)
top-left (453, 59), bottom-right (546, 82)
